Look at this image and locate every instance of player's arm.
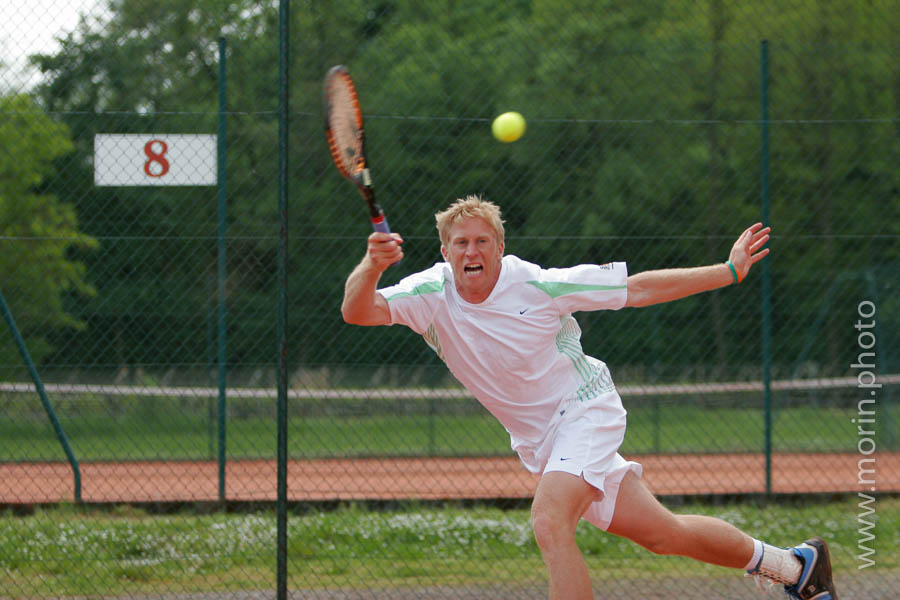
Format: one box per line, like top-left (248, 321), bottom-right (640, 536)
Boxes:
top-left (341, 232), bottom-right (403, 326)
top-left (625, 223), bottom-right (770, 308)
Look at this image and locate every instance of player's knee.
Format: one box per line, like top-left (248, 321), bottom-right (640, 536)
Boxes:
top-left (531, 509), bottom-right (569, 553)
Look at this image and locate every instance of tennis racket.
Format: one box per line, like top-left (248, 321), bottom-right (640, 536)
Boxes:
top-left (323, 65), bottom-right (390, 234)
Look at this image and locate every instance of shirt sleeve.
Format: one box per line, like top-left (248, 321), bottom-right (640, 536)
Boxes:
top-left (530, 262), bottom-right (628, 313)
top-left (376, 264), bottom-right (446, 335)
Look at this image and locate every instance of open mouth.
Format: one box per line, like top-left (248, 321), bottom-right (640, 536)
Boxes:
top-left (463, 263), bottom-right (483, 275)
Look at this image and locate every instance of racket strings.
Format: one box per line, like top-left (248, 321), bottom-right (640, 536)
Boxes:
top-left (326, 77), bottom-right (364, 176)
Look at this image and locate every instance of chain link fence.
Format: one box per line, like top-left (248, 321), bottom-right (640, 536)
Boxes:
top-left (1, 1), bottom-right (897, 598)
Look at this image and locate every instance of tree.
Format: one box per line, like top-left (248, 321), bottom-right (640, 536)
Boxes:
top-left (27, 0), bottom-right (897, 378)
top-left (0, 94), bottom-right (96, 368)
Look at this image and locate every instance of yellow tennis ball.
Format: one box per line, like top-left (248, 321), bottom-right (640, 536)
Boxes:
top-left (492, 111), bottom-right (526, 143)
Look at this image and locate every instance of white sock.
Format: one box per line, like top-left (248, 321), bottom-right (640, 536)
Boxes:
top-left (751, 541), bottom-right (803, 585)
top-left (743, 538), bottom-right (764, 571)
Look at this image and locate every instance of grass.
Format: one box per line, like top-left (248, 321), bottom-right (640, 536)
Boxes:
top-left (0, 497), bottom-right (897, 596)
top-left (2, 403), bottom-right (892, 462)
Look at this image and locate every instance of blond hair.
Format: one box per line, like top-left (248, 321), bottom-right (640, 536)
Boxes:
top-left (435, 195), bottom-right (505, 247)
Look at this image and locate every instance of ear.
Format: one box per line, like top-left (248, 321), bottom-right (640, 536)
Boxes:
top-left (440, 245), bottom-right (448, 260)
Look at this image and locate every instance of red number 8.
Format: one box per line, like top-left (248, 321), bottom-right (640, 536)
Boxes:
top-left (144, 140), bottom-right (170, 177)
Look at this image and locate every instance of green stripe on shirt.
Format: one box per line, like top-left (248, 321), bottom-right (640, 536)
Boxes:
top-left (526, 280), bottom-right (625, 298)
top-left (555, 317), bottom-right (592, 382)
top-left (384, 278), bottom-right (446, 302)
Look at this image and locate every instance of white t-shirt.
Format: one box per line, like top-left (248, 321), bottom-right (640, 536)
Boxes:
top-left (378, 254), bottom-right (628, 445)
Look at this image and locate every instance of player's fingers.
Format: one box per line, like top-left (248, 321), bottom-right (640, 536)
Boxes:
top-left (735, 225), bottom-right (768, 258)
top-left (736, 225), bottom-right (754, 247)
top-left (749, 247), bottom-right (770, 263)
top-left (368, 234), bottom-right (403, 266)
top-left (368, 231), bottom-right (402, 243)
top-left (741, 223), bottom-right (766, 244)
top-left (367, 233), bottom-right (402, 253)
top-left (737, 224), bottom-right (753, 242)
top-left (749, 233), bottom-right (770, 253)
top-left (370, 246), bottom-right (400, 265)
top-left (751, 226), bottom-right (771, 241)
top-left (377, 236), bottom-right (402, 252)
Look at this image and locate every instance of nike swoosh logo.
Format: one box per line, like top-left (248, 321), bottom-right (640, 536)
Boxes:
top-left (519, 308), bottom-right (528, 314)
top-left (559, 457), bottom-right (571, 461)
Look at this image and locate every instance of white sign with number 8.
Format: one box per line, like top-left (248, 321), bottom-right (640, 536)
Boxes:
top-left (94, 134), bottom-right (217, 186)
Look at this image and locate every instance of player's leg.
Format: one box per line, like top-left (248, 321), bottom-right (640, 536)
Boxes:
top-left (530, 470), bottom-right (597, 600)
top-left (606, 469), bottom-right (755, 567)
top-left (606, 471), bottom-right (839, 599)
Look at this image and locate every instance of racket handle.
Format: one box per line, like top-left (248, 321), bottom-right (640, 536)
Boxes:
top-left (371, 213), bottom-right (391, 234)
top-left (371, 213), bottom-right (401, 265)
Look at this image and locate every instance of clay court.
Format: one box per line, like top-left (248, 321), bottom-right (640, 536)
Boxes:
top-left (3, 451), bottom-right (897, 504)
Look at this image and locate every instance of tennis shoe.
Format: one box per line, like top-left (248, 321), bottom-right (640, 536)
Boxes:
top-left (783, 537), bottom-right (838, 600)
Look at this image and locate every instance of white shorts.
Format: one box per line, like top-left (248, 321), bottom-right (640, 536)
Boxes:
top-left (513, 389), bottom-right (643, 531)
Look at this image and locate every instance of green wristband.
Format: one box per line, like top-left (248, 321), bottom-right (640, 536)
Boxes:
top-left (726, 261), bottom-right (740, 284)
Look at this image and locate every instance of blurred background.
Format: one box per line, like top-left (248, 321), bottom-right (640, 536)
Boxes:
top-left (0, 1), bottom-right (897, 598)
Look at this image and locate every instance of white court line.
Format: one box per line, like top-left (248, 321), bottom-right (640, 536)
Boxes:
top-left (0, 375), bottom-right (897, 400)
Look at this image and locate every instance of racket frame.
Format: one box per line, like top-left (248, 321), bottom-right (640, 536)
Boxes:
top-left (323, 65), bottom-right (390, 233)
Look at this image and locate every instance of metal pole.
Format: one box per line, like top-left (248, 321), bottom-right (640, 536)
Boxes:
top-left (760, 40), bottom-right (773, 495)
top-left (0, 288), bottom-right (81, 502)
top-left (217, 36), bottom-right (229, 503)
top-left (276, 2), bottom-right (290, 599)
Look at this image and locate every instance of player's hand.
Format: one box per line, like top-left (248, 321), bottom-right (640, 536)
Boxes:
top-left (728, 223), bottom-right (770, 282)
top-left (366, 231), bottom-right (404, 271)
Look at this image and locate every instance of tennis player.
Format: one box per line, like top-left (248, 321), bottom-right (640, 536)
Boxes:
top-left (341, 195), bottom-right (838, 600)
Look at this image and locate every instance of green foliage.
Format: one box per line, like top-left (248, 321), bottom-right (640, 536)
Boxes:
top-left (13, 0), bottom-right (897, 376)
top-left (0, 94), bottom-right (96, 366)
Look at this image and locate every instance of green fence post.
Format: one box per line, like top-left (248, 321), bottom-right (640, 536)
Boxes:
top-left (276, 2), bottom-right (290, 599)
top-left (217, 35), bottom-right (228, 503)
top-left (0, 287), bottom-right (81, 502)
top-left (760, 39), bottom-right (773, 495)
